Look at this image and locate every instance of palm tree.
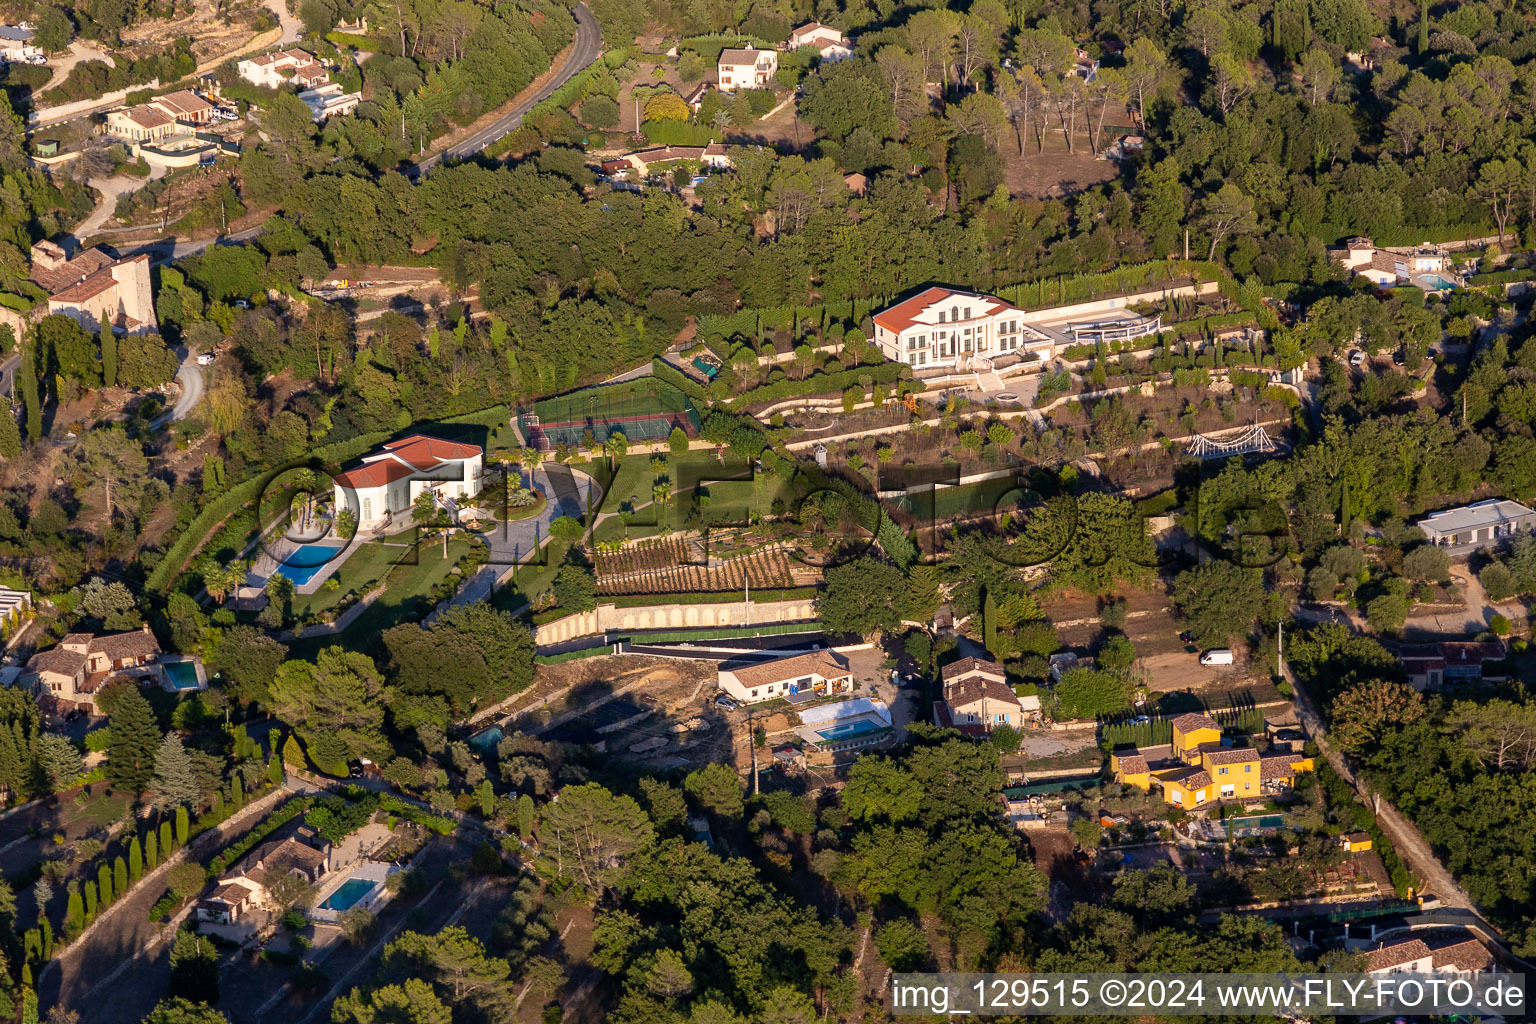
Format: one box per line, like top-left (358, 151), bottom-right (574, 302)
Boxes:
top-left (204, 560), bottom-right (248, 604)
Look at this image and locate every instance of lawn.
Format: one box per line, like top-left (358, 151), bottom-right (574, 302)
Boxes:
top-left (288, 536), bottom-right (474, 658)
top-left (289, 539), bottom-right (423, 620)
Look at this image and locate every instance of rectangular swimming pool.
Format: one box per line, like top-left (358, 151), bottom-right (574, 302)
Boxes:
top-left (164, 661), bottom-right (200, 691)
top-left (320, 877), bottom-right (377, 912)
top-left (817, 719), bottom-right (886, 741)
top-left (274, 541), bottom-right (346, 587)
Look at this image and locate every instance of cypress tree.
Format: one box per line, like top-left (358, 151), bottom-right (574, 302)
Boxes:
top-left (129, 837), bottom-right (143, 882)
top-left (0, 403), bottom-right (18, 459)
top-left (65, 885), bottom-right (84, 935)
top-left (106, 687), bottom-right (162, 796)
top-left (97, 864), bottom-right (113, 907)
top-left (113, 856), bottom-right (127, 896)
top-left (84, 881), bottom-right (97, 920)
top-left (517, 793), bottom-right (535, 840)
top-left (99, 320), bottom-right (116, 388)
top-left (39, 919), bottom-right (51, 960)
top-left (175, 805), bottom-right (189, 846)
top-left (268, 753), bottom-right (283, 786)
top-left (478, 779), bottom-right (494, 817)
top-left (232, 773), bottom-right (244, 810)
top-left (17, 341), bottom-right (39, 442)
top-left (146, 829), bottom-right (159, 870)
top-left (159, 820), bottom-right (173, 856)
top-left (1419, 0), bottom-right (1430, 53)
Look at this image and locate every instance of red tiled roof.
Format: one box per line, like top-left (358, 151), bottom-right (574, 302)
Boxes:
top-left (1367, 939), bottom-right (1431, 972)
top-left (29, 248), bottom-right (114, 295)
top-left (726, 650), bottom-right (851, 688)
top-left (1116, 754), bottom-right (1149, 774)
top-left (1259, 755), bottom-right (1299, 779)
top-left (334, 457), bottom-right (416, 490)
top-left (1171, 713), bottom-right (1221, 734)
top-left (381, 435), bottom-right (482, 467)
top-left (1431, 939), bottom-right (1491, 972)
top-left (941, 656), bottom-right (1005, 681)
top-left (871, 287), bottom-right (1017, 334)
top-left (50, 268), bottom-right (119, 304)
top-left (1201, 746), bottom-right (1260, 765)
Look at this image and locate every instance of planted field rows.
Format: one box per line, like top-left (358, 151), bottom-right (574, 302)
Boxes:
top-left (595, 540), bottom-right (799, 594)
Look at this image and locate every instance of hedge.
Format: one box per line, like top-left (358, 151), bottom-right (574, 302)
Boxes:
top-left (619, 621), bottom-right (818, 643)
top-left (698, 298), bottom-right (869, 341)
top-left (203, 797), bottom-right (314, 881)
top-left (678, 32), bottom-right (775, 59)
top-left (651, 357), bottom-right (709, 403)
top-left (640, 119), bottom-right (719, 146)
top-left (378, 794), bottom-right (459, 835)
top-left (536, 644), bottom-right (614, 664)
top-left (606, 586), bottom-right (818, 607)
top-left (1468, 268), bottom-right (1534, 286)
top-left (149, 406), bottom-right (512, 596)
top-left (324, 30), bottom-right (392, 50)
top-left (725, 361), bottom-right (908, 410)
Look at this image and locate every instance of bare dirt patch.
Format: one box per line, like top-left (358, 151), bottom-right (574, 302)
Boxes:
top-left (1002, 131), bottom-right (1126, 199)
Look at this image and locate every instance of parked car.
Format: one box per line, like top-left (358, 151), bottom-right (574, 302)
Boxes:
top-left (713, 694), bottom-right (740, 711)
top-left (196, 353), bottom-right (215, 365)
top-left (1199, 649), bottom-right (1235, 666)
top-left (1349, 350), bottom-right (1367, 367)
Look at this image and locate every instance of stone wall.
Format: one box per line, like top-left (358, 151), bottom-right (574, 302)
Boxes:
top-left (534, 597), bottom-right (819, 645)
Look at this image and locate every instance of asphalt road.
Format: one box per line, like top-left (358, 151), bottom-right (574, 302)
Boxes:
top-left (150, 347), bottom-right (204, 429)
top-left (411, 1), bottom-right (601, 175)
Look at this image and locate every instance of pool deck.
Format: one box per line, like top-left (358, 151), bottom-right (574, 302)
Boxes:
top-left (309, 860), bottom-right (392, 923)
top-left (158, 655), bottom-right (207, 693)
top-left (795, 709), bottom-right (894, 752)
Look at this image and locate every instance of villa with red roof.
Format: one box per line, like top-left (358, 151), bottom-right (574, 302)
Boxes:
top-left (871, 287), bottom-right (1053, 370)
top-left (332, 435), bottom-right (484, 531)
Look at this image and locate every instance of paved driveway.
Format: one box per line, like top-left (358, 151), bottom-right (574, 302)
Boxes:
top-left (448, 465), bottom-right (597, 609)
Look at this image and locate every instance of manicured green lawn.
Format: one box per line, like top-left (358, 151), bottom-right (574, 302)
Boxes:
top-left (289, 539), bottom-right (422, 619)
top-left (289, 536), bottom-right (473, 658)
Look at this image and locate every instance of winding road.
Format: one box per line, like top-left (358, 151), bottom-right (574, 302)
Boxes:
top-left (410, 1), bottom-right (601, 174)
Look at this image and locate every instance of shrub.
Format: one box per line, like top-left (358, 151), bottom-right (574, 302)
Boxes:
top-left (1490, 614), bottom-right (1511, 636)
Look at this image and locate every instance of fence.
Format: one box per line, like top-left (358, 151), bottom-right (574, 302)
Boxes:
top-left (521, 377), bottom-right (700, 449)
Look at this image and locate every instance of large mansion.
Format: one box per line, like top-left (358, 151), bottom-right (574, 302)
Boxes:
top-left (872, 287), bottom-right (1053, 370)
top-left (332, 435), bottom-right (485, 531)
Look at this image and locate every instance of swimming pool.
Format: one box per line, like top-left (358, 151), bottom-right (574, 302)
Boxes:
top-left (319, 877), bottom-right (377, 912)
top-left (164, 661), bottom-right (200, 691)
top-left (1418, 274), bottom-right (1459, 291)
top-left (468, 726), bottom-right (504, 753)
top-left (816, 718), bottom-right (886, 741)
top-left (274, 541), bottom-right (346, 587)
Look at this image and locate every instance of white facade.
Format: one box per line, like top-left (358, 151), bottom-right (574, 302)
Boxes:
top-left (717, 45), bottom-right (778, 91)
top-left (788, 23), bottom-right (850, 59)
top-left (872, 286), bottom-right (1052, 369)
top-left (298, 82), bottom-right (362, 121)
top-left (717, 650), bottom-right (854, 704)
top-left (237, 49), bottom-right (330, 90)
top-left (333, 435), bottom-right (485, 531)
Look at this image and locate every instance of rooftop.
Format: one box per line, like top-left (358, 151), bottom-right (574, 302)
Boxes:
top-left (1417, 499), bottom-right (1535, 535)
top-left (1171, 712), bottom-right (1221, 735)
top-left (872, 286), bottom-right (1020, 334)
top-left (724, 649), bottom-right (852, 689)
top-left (941, 656), bottom-right (1005, 681)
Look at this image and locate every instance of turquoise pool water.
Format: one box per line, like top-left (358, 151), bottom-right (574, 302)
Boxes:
top-left (692, 357), bottom-right (719, 380)
top-left (320, 877), bottom-right (377, 911)
top-left (274, 541), bottom-right (346, 587)
top-left (164, 661), bottom-right (200, 691)
top-left (468, 726), bottom-right (505, 753)
top-left (816, 718), bottom-right (885, 741)
top-left (1418, 274), bottom-right (1459, 291)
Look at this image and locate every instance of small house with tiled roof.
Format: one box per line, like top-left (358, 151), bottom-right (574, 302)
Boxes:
top-left (197, 834), bottom-right (332, 926)
top-left (26, 626), bottom-right (163, 712)
top-left (1365, 935), bottom-right (1494, 976)
top-left (935, 657), bottom-right (1038, 735)
top-left (718, 649), bottom-right (854, 704)
top-left (717, 44), bottom-right (777, 91)
top-left (331, 434), bottom-right (484, 531)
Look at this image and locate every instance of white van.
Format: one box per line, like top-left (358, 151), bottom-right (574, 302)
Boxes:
top-left (1199, 649), bottom-right (1234, 666)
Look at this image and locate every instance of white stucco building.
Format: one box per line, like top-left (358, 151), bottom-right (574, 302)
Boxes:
top-left (788, 22), bottom-right (852, 60)
top-left (333, 435), bottom-right (484, 531)
top-left (872, 286), bottom-right (1052, 369)
top-left (717, 44), bottom-right (778, 91)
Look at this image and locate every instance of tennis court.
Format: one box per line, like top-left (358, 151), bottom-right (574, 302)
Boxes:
top-left (521, 378), bottom-right (701, 450)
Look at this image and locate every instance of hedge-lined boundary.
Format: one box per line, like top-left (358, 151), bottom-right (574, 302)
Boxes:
top-left (725, 361), bottom-right (909, 411)
top-left (148, 406), bottom-right (512, 598)
top-left (536, 644), bottom-right (614, 664)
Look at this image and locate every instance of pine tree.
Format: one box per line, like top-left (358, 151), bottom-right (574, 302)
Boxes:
top-left (97, 863), bottom-right (113, 907)
top-left (154, 733), bottom-right (200, 809)
top-left (113, 856), bottom-right (128, 897)
top-left (129, 837), bottom-right (143, 882)
top-left (0, 404), bottom-right (18, 459)
top-left (107, 687), bottom-right (162, 795)
top-left (17, 342), bottom-right (39, 442)
top-left (146, 829), bottom-right (158, 870)
top-left (100, 320), bottom-right (117, 388)
top-left (175, 805), bottom-right (189, 846)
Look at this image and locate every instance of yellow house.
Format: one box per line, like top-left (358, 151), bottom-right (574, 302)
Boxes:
top-left (1109, 711), bottom-right (1315, 811)
top-left (1171, 712), bottom-right (1222, 759)
top-left (1109, 750), bottom-right (1151, 790)
top-left (1340, 831), bottom-right (1373, 852)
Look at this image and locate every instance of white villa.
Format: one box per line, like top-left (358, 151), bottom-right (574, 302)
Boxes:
top-left (872, 286), bottom-right (1052, 370)
top-left (788, 22), bottom-right (851, 60)
top-left (717, 44), bottom-right (778, 91)
top-left (718, 649), bottom-right (855, 704)
top-left (332, 434), bottom-right (484, 531)
top-left (237, 48), bottom-right (331, 89)
top-left (1328, 237), bottom-right (1459, 290)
